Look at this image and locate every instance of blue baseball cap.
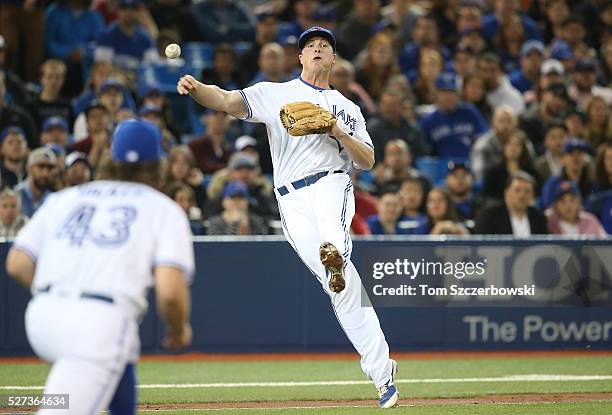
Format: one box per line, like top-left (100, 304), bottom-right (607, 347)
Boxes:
top-left (100, 78), bottom-right (124, 95)
top-left (255, 11), bottom-right (278, 22)
top-left (575, 58), bottom-right (596, 72)
top-left (118, 0), bottom-right (141, 8)
top-left (42, 116), bottom-right (68, 132)
top-left (550, 41), bottom-right (574, 61)
top-left (298, 26), bottom-right (336, 52)
top-left (46, 143), bottom-right (65, 157)
top-left (228, 152), bottom-right (257, 170)
top-left (0, 126), bottom-right (25, 143)
top-left (553, 180), bottom-right (580, 202)
top-left (223, 181), bottom-right (250, 198)
top-left (139, 84), bottom-right (162, 99)
top-left (138, 104), bottom-right (162, 117)
top-left (111, 119), bottom-right (162, 163)
top-left (435, 72), bottom-right (458, 91)
top-left (563, 138), bottom-right (591, 154)
top-left (314, 5), bottom-right (337, 22)
top-left (520, 40), bottom-right (544, 58)
top-left (447, 160), bottom-right (471, 173)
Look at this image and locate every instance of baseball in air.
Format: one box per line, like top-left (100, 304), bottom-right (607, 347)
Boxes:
top-left (165, 43), bottom-right (181, 59)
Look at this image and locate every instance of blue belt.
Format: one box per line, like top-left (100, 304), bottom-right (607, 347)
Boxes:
top-left (277, 170), bottom-right (345, 196)
top-left (38, 285), bottom-right (114, 304)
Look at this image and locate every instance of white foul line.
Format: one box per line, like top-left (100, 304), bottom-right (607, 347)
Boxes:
top-left (2, 374), bottom-right (612, 391)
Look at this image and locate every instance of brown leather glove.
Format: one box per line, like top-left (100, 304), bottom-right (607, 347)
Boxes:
top-left (279, 102), bottom-right (337, 136)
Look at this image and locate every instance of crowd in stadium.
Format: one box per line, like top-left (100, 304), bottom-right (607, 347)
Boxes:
top-left (0, 0), bottom-right (611, 237)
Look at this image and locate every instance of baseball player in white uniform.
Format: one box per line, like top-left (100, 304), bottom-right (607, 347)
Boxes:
top-left (6, 119), bottom-right (195, 415)
top-left (178, 27), bottom-right (398, 408)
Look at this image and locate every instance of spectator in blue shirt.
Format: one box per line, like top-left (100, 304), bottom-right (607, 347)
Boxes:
top-left (509, 40), bottom-right (545, 95)
top-left (366, 188), bottom-right (412, 235)
top-left (94, 0), bottom-right (158, 77)
top-left (419, 72), bottom-right (488, 159)
top-left (190, 0), bottom-right (255, 43)
top-left (15, 147), bottom-right (56, 217)
top-left (44, 0), bottom-right (104, 97)
top-left (586, 190), bottom-right (612, 234)
top-left (482, 0), bottom-right (543, 43)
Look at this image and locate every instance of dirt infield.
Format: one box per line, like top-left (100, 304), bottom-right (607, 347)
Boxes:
top-left (1, 349), bottom-right (611, 364)
top-left (1, 393), bottom-right (611, 413)
top-left (137, 393), bottom-right (612, 411)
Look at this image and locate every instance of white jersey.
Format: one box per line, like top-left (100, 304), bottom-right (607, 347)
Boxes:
top-left (240, 78), bottom-right (374, 188)
top-left (14, 180), bottom-right (195, 315)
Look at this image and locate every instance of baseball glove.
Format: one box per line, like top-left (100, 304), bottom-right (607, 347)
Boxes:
top-left (279, 102), bottom-right (337, 136)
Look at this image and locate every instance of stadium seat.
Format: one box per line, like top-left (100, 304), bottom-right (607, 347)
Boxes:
top-left (415, 157), bottom-right (468, 186)
top-left (136, 62), bottom-right (195, 96)
top-left (234, 41), bottom-right (252, 56)
top-left (182, 42), bottom-right (215, 70)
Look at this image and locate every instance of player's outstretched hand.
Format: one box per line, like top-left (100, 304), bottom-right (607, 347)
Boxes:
top-left (163, 323), bottom-right (193, 351)
top-left (177, 75), bottom-right (198, 95)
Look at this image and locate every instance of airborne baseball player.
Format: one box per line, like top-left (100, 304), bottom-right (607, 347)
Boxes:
top-left (178, 27), bottom-right (398, 408)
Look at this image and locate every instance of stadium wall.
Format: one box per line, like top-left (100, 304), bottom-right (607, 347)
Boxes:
top-left (1, 237), bottom-right (611, 355)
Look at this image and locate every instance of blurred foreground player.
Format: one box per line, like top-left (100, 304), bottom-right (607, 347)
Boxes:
top-left (6, 119), bottom-right (195, 415)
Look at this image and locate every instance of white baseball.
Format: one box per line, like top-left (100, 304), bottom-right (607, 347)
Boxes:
top-left (165, 43), bottom-right (181, 59)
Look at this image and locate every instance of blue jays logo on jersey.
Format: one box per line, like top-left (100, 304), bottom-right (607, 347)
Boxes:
top-left (331, 105), bottom-right (357, 134)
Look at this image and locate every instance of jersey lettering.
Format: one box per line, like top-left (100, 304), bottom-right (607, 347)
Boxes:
top-left (56, 204), bottom-right (137, 248)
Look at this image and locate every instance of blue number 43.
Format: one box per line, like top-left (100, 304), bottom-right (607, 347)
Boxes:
top-left (56, 204), bottom-right (137, 247)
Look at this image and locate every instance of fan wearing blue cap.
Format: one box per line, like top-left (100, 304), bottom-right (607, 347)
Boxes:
top-left (569, 59), bottom-right (612, 107)
top-left (546, 180), bottom-right (607, 236)
top-left (419, 72), bottom-right (488, 158)
top-left (509, 40), bottom-right (544, 94)
top-left (207, 180), bottom-right (269, 236)
top-left (40, 117), bottom-right (69, 149)
top-left (541, 138), bottom-right (596, 208)
top-left (177, 22), bottom-right (396, 409)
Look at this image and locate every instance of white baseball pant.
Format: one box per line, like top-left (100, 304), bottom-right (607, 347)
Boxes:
top-left (276, 172), bottom-right (393, 388)
top-left (25, 293), bottom-right (139, 414)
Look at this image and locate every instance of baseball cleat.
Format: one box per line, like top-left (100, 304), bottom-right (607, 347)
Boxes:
top-left (319, 242), bottom-right (345, 293)
top-left (377, 359), bottom-right (399, 409)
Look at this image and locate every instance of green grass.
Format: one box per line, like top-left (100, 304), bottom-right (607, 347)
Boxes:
top-left (1, 355), bottom-right (611, 413)
top-left (139, 402), bottom-right (612, 415)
